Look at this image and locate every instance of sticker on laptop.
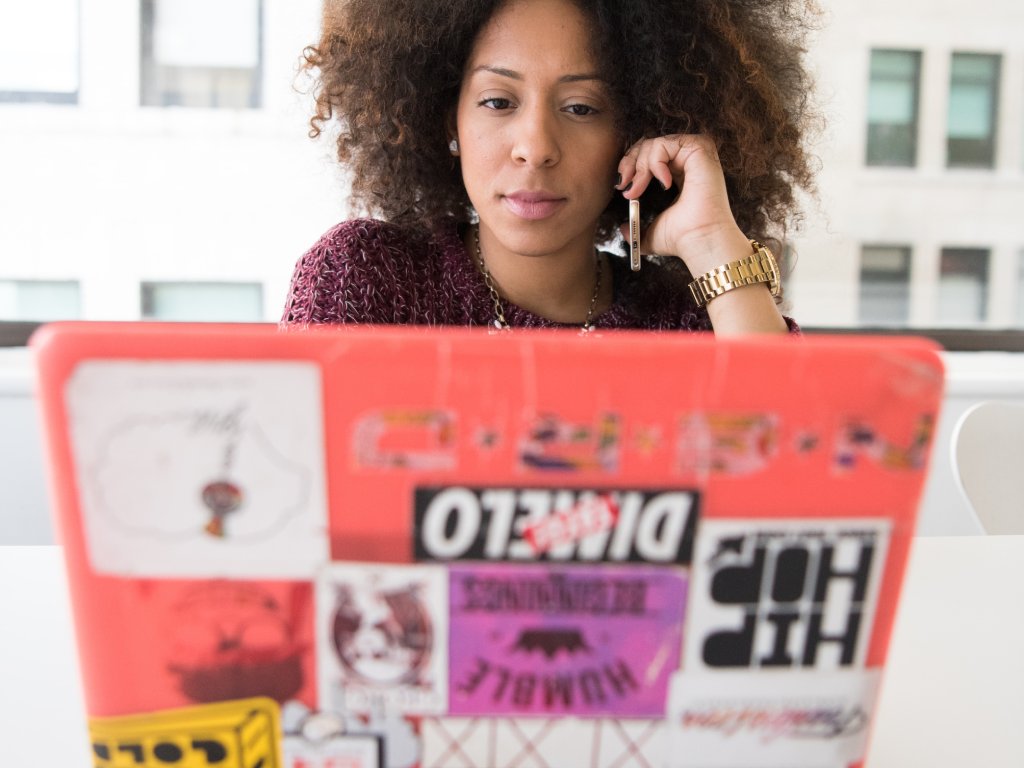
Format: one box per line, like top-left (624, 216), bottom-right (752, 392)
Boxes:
top-left (664, 669), bottom-right (882, 767)
top-left (414, 486), bottom-right (699, 564)
top-left (65, 361), bottom-right (329, 579)
top-left (684, 518), bottom-right (890, 672)
top-left (89, 696), bottom-right (281, 768)
top-left (448, 563), bottom-right (686, 717)
top-left (421, 716), bottom-right (665, 768)
top-left (317, 564), bottom-right (448, 716)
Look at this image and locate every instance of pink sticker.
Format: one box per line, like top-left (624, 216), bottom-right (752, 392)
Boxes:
top-left (449, 563), bottom-right (686, 717)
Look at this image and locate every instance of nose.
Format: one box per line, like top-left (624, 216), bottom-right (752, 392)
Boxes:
top-left (510, 103), bottom-right (560, 168)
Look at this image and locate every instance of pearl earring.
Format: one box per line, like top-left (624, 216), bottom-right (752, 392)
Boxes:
top-left (448, 138), bottom-right (460, 155)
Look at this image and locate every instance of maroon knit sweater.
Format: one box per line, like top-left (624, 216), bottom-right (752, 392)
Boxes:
top-left (282, 218), bottom-right (794, 331)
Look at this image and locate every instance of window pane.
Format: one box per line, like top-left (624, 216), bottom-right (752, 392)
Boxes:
top-left (938, 248), bottom-right (989, 324)
top-left (859, 246), bottom-right (911, 326)
top-left (0, 280), bottom-right (81, 320)
top-left (140, 0), bottom-right (262, 109)
top-left (141, 282), bottom-right (264, 322)
top-left (947, 53), bottom-right (1000, 168)
top-left (866, 50), bottom-right (920, 167)
top-left (0, 0), bottom-right (79, 102)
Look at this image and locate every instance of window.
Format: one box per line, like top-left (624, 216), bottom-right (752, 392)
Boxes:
top-left (866, 50), bottom-right (921, 167)
top-left (938, 248), bottom-right (990, 325)
top-left (947, 53), bottom-right (1001, 168)
top-left (0, 0), bottom-right (79, 103)
top-left (0, 280), bottom-right (81, 320)
top-left (859, 246), bottom-right (911, 326)
top-left (140, 0), bottom-right (262, 108)
top-left (141, 281), bottom-right (264, 322)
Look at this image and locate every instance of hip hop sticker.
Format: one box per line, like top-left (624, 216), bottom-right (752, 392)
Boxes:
top-left (448, 563), bottom-right (687, 717)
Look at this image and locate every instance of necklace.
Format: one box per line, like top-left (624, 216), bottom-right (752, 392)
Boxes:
top-left (474, 225), bottom-right (602, 333)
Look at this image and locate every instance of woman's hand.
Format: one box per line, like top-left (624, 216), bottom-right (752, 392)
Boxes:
top-left (616, 134), bottom-right (789, 335)
top-left (615, 134), bottom-right (751, 278)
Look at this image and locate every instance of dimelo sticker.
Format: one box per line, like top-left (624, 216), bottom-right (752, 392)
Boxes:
top-left (448, 563), bottom-right (687, 717)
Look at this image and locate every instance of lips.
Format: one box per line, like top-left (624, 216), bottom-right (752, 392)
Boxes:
top-left (501, 191), bottom-right (566, 221)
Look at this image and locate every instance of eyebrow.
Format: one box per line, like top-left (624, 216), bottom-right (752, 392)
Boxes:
top-left (471, 65), bottom-right (605, 84)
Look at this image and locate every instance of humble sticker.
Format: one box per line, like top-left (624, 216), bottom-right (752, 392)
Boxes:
top-left (448, 563), bottom-right (686, 717)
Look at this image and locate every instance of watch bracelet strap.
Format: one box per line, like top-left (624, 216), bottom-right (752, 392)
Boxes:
top-left (688, 239), bottom-right (780, 308)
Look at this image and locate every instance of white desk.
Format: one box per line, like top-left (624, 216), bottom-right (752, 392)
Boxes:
top-left (2, 538), bottom-right (1023, 766)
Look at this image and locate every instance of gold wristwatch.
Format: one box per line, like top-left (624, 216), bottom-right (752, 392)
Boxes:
top-left (688, 239), bottom-right (781, 308)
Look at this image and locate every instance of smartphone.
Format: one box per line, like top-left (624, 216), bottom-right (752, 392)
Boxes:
top-left (629, 199), bottom-right (641, 271)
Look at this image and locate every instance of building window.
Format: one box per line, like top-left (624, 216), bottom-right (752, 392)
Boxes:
top-left (859, 246), bottom-right (911, 326)
top-left (140, 0), bottom-right (262, 108)
top-left (938, 248), bottom-right (990, 325)
top-left (141, 281), bottom-right (264, 322)
top-left (866, 49), bottom-right (921, 167)
top-left (0, 0), bottom-right (79, 103)
top-left (0, 280), bottom-right (81, 320)
top-left (947, 53), bottom-right (1001, 168)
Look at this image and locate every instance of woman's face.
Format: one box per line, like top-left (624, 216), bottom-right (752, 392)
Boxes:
top-left (454, 0), bottom-right (622, 259)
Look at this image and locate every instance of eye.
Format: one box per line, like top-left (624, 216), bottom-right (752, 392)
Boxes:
top-left (479, 97), bottom-right (514, 111)
top-left (564, 103), bottom-right (600, 117)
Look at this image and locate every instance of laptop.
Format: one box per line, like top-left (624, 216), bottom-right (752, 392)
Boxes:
top-left (32, 322), bottom-right (945, 768)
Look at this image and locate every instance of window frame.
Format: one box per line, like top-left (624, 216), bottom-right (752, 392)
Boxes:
top-left (865, 48), bottom-right (923, 168)
top-left (138, 0), bottom-right (265, 109)
top-left (946, 51), bottom-right (1002, 169)
top-left (0, 0), bottom-right (80, 104)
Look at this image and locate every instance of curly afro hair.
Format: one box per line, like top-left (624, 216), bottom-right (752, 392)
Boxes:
top-left (303, 0), bottom-right (820, 245)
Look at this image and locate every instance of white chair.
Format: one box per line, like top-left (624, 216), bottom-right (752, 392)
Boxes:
top-left (950, 400), bottom-right (1024, 535)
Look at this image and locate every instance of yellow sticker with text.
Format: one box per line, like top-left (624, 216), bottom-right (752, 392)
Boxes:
top-left (89, 697), bottom-right (281, 768)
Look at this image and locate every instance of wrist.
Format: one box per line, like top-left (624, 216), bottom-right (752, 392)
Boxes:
top-left (674, 227), bottom-right (752, 277)
top-left (687, 238), bottom-right (781, 309)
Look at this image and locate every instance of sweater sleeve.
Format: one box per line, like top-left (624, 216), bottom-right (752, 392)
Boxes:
top-left (281, 219), bottom-right (415, 327)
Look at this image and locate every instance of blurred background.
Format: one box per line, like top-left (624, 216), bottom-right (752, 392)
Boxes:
top-left (1, 0), bottom-right (1023, 541)
top-left (2, 0), bottom-right (1023, 330)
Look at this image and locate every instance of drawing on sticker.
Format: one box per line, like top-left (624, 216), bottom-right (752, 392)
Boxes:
top-left (330, 579), bottom-right (435, 688)
top-left (166, 582), bottom-right (306, 704)
top-left (519, 412), bottom-right (620, 472)
top-left (835, 414), bottom-right (935, 471)
top-left (510, 628), bottom-right (592, 659)
top-left (676, 413), bottom-right (779, 476)
top-left (353, 409), bottom-right (457, 470)
top-left (280, 701), bottom-right (385, 768)
top-left (86, 403), bottom-right (312, 542)
top-left (199, 404), bottom-right (245, 538)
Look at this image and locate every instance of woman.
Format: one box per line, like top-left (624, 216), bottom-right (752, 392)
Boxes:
top-left (283, 0), bottom-right (817, 335)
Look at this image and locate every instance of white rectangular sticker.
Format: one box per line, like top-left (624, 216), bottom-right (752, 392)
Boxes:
top-left (684, 518), bottom-right (890, 672)
top-left (65, 361), bottom-right (329, 579)
top-left (421, 717), bottom-right (665, 768)
top-left (317, 564), bottom-right (449, 716)
top-left (665, 669), bottom-right (881, 768)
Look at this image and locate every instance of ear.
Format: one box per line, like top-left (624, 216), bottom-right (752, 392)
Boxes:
top-left (445, 110), bottom-right (460, 156)
top-left (445, 109), bottom-right (459, 144)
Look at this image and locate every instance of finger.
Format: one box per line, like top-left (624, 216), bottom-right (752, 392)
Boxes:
top-left (615, 142), bottom-right (643, 190)
top-left (621, 138), bottom-right (677, 198)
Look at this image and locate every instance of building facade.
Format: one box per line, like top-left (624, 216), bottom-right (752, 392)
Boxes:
top-left (1, 0), bottom-right (1023, 330)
